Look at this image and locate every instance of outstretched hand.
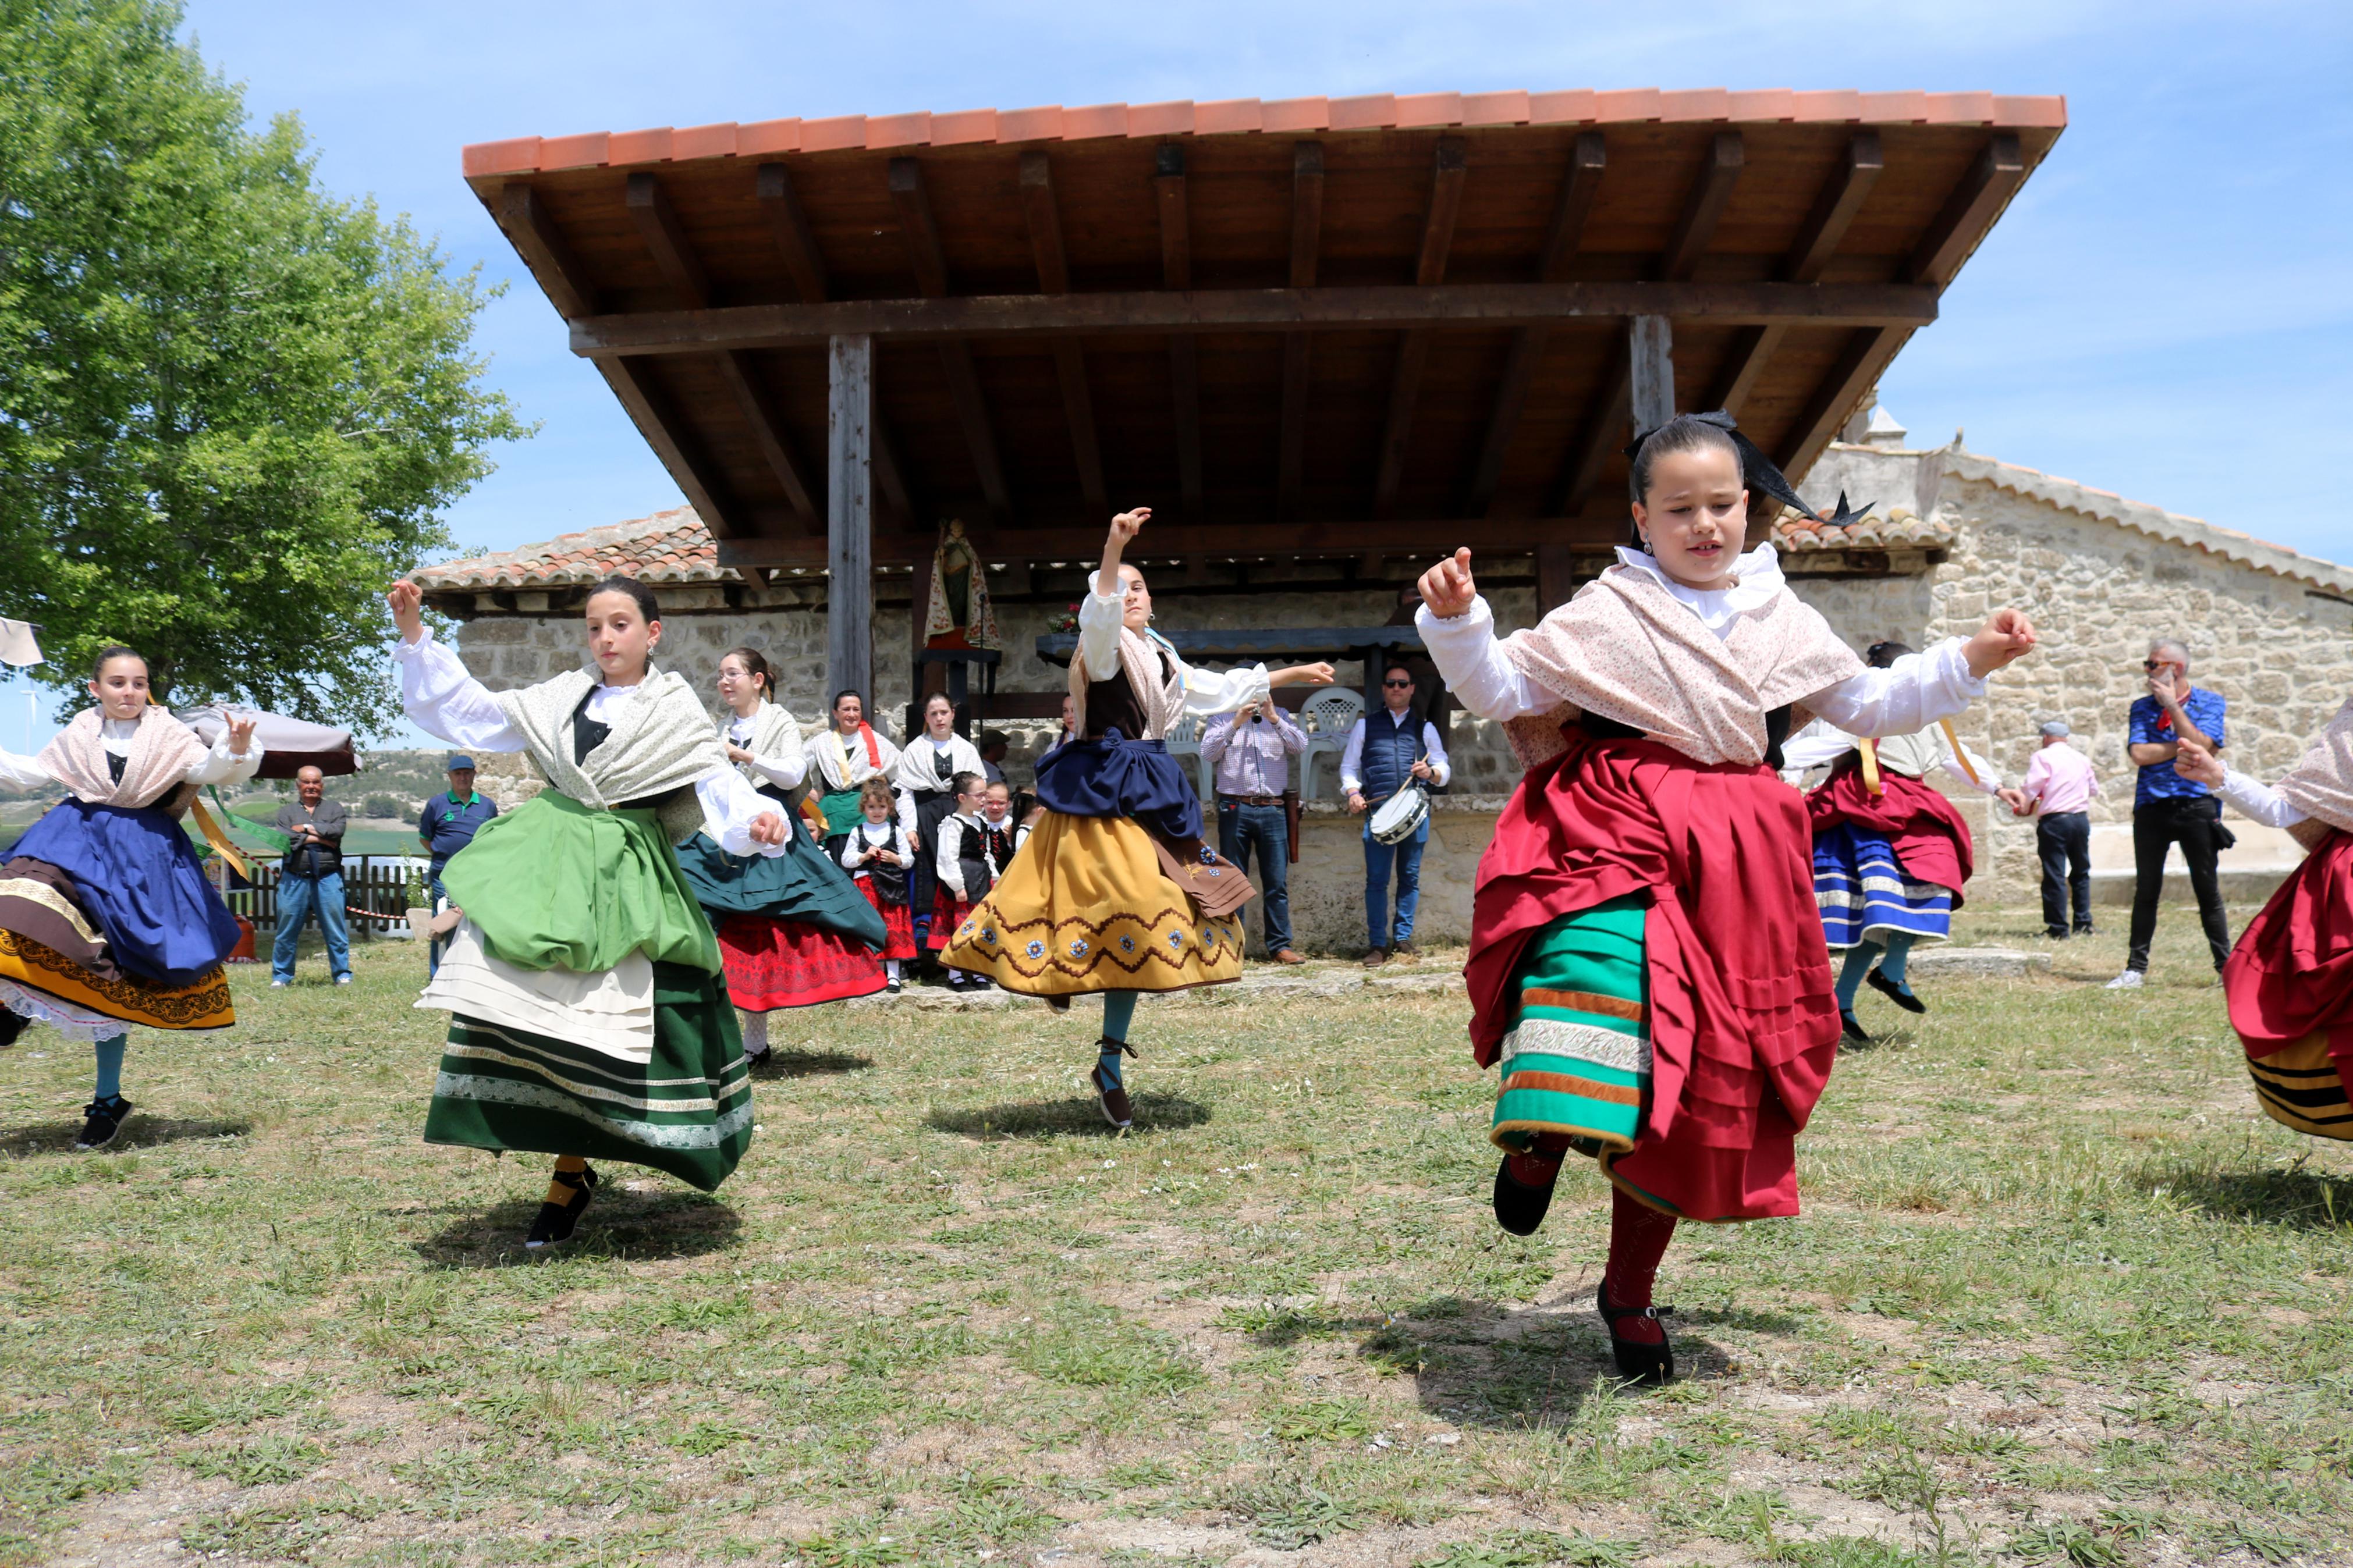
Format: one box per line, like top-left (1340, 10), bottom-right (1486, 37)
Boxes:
top-left (748, 811), bottom-right (788, 847)
top-left (1961, 608), bottom-right (2038, 679)
top-left (2174, 735), bottom-right (2226, 789)
top-left (387, 580), bottom-right (425, 643)
top-left (1272, 663), bottom-right (1336, 688)
top-left (1109, 507), bottom-right (1151, 546)
top-left (1418, 549), bottom-right (1477, 619)
top-left (226, 714), bottom-right (258, 756)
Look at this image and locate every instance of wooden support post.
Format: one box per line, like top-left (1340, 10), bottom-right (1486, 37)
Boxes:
top-left (828, 334), bottom-right (874, 703)
top-left (1156, 144), bottom-right (1202, 517)
top-left (1536, 545), bottom-right (1578, 615)
top-left (1628, 315), bottom-right (1674, 436)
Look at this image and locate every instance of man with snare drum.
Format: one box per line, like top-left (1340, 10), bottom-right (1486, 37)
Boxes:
top-left (1344, 662), bottom-right (1451, 966)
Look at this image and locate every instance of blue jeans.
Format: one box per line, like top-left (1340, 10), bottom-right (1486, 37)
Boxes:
top-left (272, 870), bottom-right (350, 982)
top-left (427, 870), bottom-right (449, 977)
top-left (1362, 817), bottom-right (1429, 951)
top-left (1215, 799), bottom-right (1293, 956)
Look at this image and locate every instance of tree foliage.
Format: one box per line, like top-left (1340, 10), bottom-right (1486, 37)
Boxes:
top-left (0, 0), bottom-right (527, 731)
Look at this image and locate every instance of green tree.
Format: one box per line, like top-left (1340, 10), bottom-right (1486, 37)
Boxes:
top-left (0, 0), bottom-right (527, 731)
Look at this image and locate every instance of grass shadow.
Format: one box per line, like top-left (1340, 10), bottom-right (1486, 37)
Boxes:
top-left (2157, 1157), bottom-right (2353, 1232)
top-left (1358, 1293), bottom-right (1726, 1429)
top-left (412, 1187), bottom-right (743, 1269)
top-left (0, 1116), bottom-right (251, 1158)
top-left (755, 1049), bottom-right (872, 1079)
top-left (925, 1093), bottom-right (1211, 1141)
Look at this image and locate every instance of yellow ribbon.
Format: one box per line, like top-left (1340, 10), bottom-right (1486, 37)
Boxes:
top-left (1939, 719), bottom-right (1981, 787)
top-left (1859, 737), bottom-right (1884, 799)
top-left (189, 795), bottom-right (254, 880)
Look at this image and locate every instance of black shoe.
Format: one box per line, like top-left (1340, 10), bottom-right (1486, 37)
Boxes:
top-left (2045, 928), bottom-right (2069, 941)
top-left (1840, 1008), bottom-right (1873, 1044)
top-left (1091, 1040), bottom-right (1136, 1130)
top-left (2074, 925), bottom-right (2098, 938)
top-left (1492, 1153), bottom-right (1558, 1236)
top-left (1598, 1277), bottom-right (1675, 1385)
top-left (1046, 994), bottom-right (1071, 1013)
top-left (0, 1009), bottom-right (24, 1050)
top-left (743, 1043), bottom-right (773, 1071)
top-left (966, 975), bottom-right (993, 991)
top-left (1865, 968), bottom-right (1926, 1015)
top-left (525, 1162), bottom-right (598, 1250)
top-left (74, 1095), bottom-right (132, 1150)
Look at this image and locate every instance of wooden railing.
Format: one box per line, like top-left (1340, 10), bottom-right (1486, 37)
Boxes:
top-left (223, 856), bottom-right (420, 938)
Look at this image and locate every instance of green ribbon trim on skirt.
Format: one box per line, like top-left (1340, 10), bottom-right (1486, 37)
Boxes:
top-left (1490, 893), bottom-right (1651, 1155)
top-left (438, 790), bottom-right (721, 976)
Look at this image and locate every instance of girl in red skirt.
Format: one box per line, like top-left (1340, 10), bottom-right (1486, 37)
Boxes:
top-left (2175, 712), bottom-right (2353, 1138)
top-left (1415, 413), bottom-right (2038, 1382)
top-left (840, 777), bottom-right (920, 993)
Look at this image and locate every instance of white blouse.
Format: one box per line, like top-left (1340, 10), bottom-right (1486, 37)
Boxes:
top-left (392, 629), bottom-right (786, 858)
top-left (2220, 767), bottom-right (2309, 830)
top-left (0, 719), bottom-right (264, 794)
top-left (724, 706), bottom-right (806, 791)
top-left (894, 731), bottom-right (986, 836)
top-left (1777, 721), bottom-right (2003, 795)
top-left (1077, 585), bottom-right (1272, 719)
top-left (840, 819), bottom-right (907, 876)
top-left (1417, 593), bottom-right (1990, 741)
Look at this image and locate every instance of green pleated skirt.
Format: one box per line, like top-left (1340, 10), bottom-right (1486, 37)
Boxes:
top-left (424, 959), bottom-right (752, 1192)
top-left (1489, 894), bottom-right (1651, 1155)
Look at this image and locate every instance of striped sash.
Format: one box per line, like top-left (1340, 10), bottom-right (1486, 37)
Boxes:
top-left (1490, 894), bottom-right (1649, 1155)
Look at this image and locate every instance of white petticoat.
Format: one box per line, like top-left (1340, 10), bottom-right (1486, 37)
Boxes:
top-left (0, 978), bottom-right (129, 1044)
top-left (415, 919), bottom-right (657, 1064)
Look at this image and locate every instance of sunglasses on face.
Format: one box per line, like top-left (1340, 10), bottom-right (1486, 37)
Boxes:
top-left (1383, 679), bottom-right (1413, 689)
top-left (2142, 660), bottom-right (2178, 672)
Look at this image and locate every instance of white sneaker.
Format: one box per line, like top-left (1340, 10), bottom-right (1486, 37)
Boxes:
top-left (334, 975), bottom-right (353, 986)
top-left (270, 980), bottom-right (289, 989)
top-left (2103, 970), bottom-right (2144, 990)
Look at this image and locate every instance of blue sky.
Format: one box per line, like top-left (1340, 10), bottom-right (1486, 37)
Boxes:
top-left (9, 0), bottom-right (2350, 752)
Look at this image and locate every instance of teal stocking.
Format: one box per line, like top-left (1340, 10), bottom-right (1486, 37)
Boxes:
top-left (1834, 943), bottom-right (1882, 1009)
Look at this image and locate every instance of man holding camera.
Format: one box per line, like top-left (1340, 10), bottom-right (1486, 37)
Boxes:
top-left (1201, 695), bottom-right (1308, 965)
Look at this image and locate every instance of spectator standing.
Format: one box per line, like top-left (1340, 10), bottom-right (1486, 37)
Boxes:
top-left (1343, 663), bottom-right (1452, 966)
top-left (2015, 720), bottom-right (2098, 940)
top-left (978, 730), bottom-right (1010, 787)
top-left (2108, 637), bottom-right (2232, 988)
top-left (1201, 696), bottom-right (1308, 963)
top-left (416, 754), bottom-right (498, 975)
top-left (272, 765), bottom-right (351, 987)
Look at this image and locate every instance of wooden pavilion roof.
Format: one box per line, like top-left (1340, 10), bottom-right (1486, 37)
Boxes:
top-left (463, 88), bottom-right (2064, 573)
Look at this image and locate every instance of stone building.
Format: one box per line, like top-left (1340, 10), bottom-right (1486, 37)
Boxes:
top-left (411, 415), bottom-right (2353, 942)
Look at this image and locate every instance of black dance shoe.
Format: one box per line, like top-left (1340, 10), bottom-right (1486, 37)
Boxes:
top-left (1839, 1008), bottom-right (1873, 1045)
top-left (1091, 1039), bottom-right (1137, 1131)
top-left (0, 1009), bottom-right (25, 1050)
top-left (74, 1096), bottom-right (132, 1150)
top-left (1865, 968), bottom-right (1926, 1015)
top-left (1597, 1276), bottom-right (1676, 1385)
top-left (1491, 1153), bottom-right (1558, 1236)
top-left (525, 1162), bottom-right (598, 1251)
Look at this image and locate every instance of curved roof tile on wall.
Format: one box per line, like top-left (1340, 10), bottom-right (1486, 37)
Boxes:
top-left (462, 89), bottom-right (2068, 177)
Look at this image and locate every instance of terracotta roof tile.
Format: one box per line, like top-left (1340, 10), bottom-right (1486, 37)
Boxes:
top-left (410, 507), bottom-right (734, 592)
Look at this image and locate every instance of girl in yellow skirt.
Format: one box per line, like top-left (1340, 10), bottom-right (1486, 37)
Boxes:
top-left (946, 508), bottom-right (1332, 1128)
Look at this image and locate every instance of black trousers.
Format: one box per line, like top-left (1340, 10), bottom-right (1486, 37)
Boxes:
top-left (2035, 811), bottom-right (2093, 935)
top-left (2127, 797), bottom-right (2232, 972)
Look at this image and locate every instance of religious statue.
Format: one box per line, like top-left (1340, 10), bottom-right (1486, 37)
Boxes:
top-left (922, 517), bottom-right (999, 651)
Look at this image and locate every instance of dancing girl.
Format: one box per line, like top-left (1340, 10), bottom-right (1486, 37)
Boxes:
top-left (1415, 413), bottom-right (2037, 1381)
top-left (675, 648), bottom-right (888, 1065)
top-left (388, 576), bottom-right (792, 1249)
top-left (0, 648), bottom-right (261, 1147)
top-left (944, 508), bottom-right (1332, 1129)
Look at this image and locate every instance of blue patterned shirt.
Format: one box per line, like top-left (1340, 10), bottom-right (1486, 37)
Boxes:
top-left (2129, 688), bottom-right (2226, 806)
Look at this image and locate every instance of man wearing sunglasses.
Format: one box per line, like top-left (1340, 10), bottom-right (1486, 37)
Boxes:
top-left (2107, 637), bottom-right (2232, 989)
top-left (1343, 663), bottom-right (1452, 966)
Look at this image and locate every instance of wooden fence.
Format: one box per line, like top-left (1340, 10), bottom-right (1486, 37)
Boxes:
top-left (224, 856), bottom-right (420, 938)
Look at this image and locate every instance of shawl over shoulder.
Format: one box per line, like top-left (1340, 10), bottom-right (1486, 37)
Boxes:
top-left (723, 701), bottom-right (803, 790)
top-left (495, 667), bottom-right (726, 843)
top-left (37, 706), bottom-right (209, 812)
top-left (1497, 567), bottom-right (1865, 770)
top-left (1066, 625), bottom-right (1184, 741)
top-left (2279, 697), bottom-right (2353, 835)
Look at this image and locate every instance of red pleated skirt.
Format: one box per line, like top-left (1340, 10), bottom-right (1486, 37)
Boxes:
top-left (1467, 727), bottom-right (1841, 1221)
top-left (2227, 828), bottom-right (2353, 1060)
top-left (858, 880), bottom-right (920, 961)
top-left (714, 913), bottom-right (886, 1011)
top-left (927, 886), bottom-right (973, 954)
top-left (1807, 756), bottom-right (1976, 901)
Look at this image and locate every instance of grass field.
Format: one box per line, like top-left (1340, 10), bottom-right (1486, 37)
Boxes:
top-left (2, 906), bottom-right (2348, 1567)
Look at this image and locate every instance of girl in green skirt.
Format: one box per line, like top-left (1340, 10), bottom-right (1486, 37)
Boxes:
top-left (386, 575), bottom-right (793, 1249)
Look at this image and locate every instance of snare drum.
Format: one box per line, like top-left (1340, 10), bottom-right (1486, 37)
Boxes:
top-left (1368, 782), bottom-right (1430, 845)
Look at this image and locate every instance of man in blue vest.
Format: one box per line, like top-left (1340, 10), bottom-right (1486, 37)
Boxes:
top-left (416, 755), bottom-right (498, 975)
top-left (1342, 663), bottom-right (1452, 966)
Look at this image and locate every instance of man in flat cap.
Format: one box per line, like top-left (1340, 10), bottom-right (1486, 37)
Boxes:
top-left (2014, 719), bottom-right (2099, 941)
top-left (417, 755), bottom-right (498, 975)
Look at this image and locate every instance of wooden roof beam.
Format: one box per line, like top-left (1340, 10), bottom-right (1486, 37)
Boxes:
top-left (1019, 151), bottom-right (1106, 514)
top-left (1468, 131), bottom-right (1605, 514)
top-left (624, 173), bottom-right (712, 310)
top-left (757, 163), bottom-right (830, 303)
top-left (1372, 138), bottom-right (1468, 519)
top-left (1706, 131), bottom-right (1883, 415)
top-left (572, 280), bottom-right (1937, 355)
top-left (1907, 133), bottom-right (2026, 287)
top-left (1551, 332), bottom-right (1632, 514)
top-left (889, 156), bottom-right (1010, 518)
top-left (1777, 326), bottom-right (1912, 477)
top-left (494, 184), bottom-right (596, 320)
top-left (1277, 140), bottom-right (1323, 518)
top-left (1155, 144), bottom-right (1202, 517)
top-left (1660, 132), bottom-right (1745, 282)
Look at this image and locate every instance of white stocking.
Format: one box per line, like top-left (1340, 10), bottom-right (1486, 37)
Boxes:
top-left (739, 1008), bottom-right (770, 1054)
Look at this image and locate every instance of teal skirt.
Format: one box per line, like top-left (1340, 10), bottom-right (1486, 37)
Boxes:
top-left (675, 830), bottom-right (887, 950)
top-left (1490, 894), bottom-right (1651, 1156)
top-left (424, 961), bottom-right (753, 1192)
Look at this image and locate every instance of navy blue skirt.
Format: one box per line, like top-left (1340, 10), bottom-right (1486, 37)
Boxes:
top-left (1035, 733), bottom-right (1199, 840)
top-left (7, 799), bottom-right (240, 984)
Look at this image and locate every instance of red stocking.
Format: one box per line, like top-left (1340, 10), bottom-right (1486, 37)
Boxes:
top-left (1605, 1185), bottom-right (1677, 1345)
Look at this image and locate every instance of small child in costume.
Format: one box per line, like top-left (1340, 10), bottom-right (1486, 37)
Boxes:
top-left (840, 777), bottom-right (920, 993)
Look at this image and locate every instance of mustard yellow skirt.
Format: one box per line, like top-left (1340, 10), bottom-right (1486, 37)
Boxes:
top-left (943, 812), bottom-right (1245, 996)
top-left (0, 927), bottom-right (236, 1032)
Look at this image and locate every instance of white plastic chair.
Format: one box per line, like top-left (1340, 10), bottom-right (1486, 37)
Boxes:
top-left (1163, 711), bottom-right (1215, 802)
top-left (1297, 688), bottom-right (1366, 801)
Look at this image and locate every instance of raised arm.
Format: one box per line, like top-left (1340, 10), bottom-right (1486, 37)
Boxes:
top-left (0, 748), bottom-right (56, 792)
top-left (1805, 610), bottom-right (2036, 738)
top-left (386, 582), bottom-right (528, 752)
top-left (182, 716), bottom-right (265, 787)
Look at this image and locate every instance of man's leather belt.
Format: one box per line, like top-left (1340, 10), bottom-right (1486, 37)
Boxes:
top-left (1218, 792), bottom-right (1284, 808)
